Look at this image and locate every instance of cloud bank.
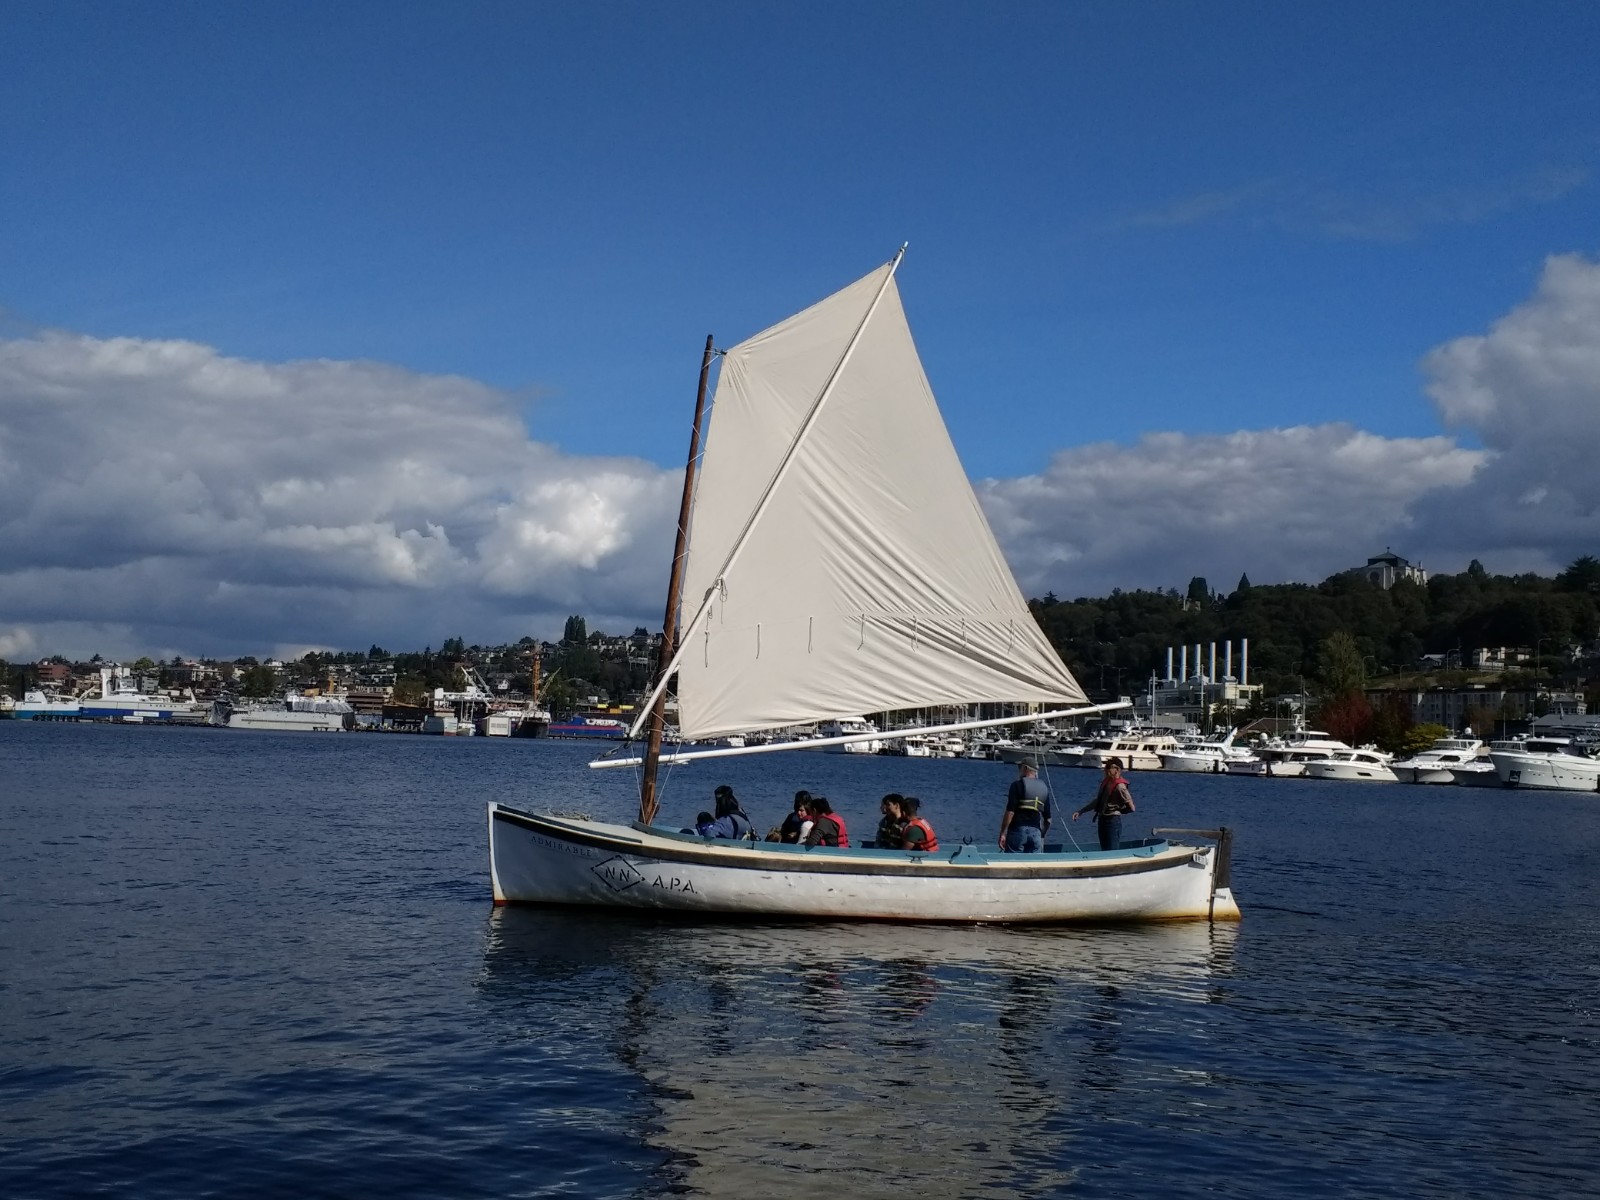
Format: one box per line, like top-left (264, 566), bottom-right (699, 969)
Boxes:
top-left (1, 254), bottom-right (1596, 658)
top-left (0, 336), bottom-right (679, 658)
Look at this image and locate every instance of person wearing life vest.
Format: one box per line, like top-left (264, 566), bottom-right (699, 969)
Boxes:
top-left (899, 795), bottom-right (939, 852)
top-left (1073, 758), bottom-right (1135, 851)
top-left (999, 761), bottom-right (1053, 853)
top-left (695, 785), bottom-right (754, 840)
top-left (804, 796), bottom-right (850, 847)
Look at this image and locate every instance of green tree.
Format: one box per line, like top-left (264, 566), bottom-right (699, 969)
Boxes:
top-left (1399, 722), bottom-right (1451, 755)
top-left (1316, 631), bottom-right (1366, 695)
top-left (1369, 693), bottom-right (1416, 753)
top-left (562, 615), bottom-right (588, 644)
top-left (1556, 555), bottom-right (1600, 595)
top-left (1186, 576), bottom-right (1209, 603)
top-left (239, 664), bottom-right (279, 698)
top-left (543, 675), bottom-right (580, 716)
top-left (393, 678), bottom-right (429, 706)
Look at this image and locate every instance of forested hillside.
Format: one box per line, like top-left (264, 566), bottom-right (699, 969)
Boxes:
top-left (1031, 556), bottom-right (1600, 699)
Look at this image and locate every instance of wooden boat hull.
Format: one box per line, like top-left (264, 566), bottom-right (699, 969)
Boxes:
top-left (488, 804), bottom-right (1239, 923)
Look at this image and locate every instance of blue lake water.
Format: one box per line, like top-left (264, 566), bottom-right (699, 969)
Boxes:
top-left (1, 721), bottom-right (1597, 1198)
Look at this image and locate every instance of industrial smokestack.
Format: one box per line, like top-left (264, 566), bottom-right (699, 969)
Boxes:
top-left (1180, 645), bottom-right (1188, 680)
top-left (1209, 642), bottom-right (1217, 684)
top-left (1166, 647), bottom-right (1174, 682)
top-left (1225, 642), bottom-right (1233, 681)
top-left (1241, 638), bottom-right (1249, 687)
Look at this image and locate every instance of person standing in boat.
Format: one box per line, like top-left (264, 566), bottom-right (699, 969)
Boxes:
top-left (1073, 759), bottom-right (1135, 851)
top-left (694, 785), bottom-right (754, 839)
top-left (804, 797), bottom-right (849, 847)
top-left (874, 793), bottom-right (907, 848)
top-left (899, 796), bottom-right (938, 851)
top-left (999, 762), bottom-right (1053, 853)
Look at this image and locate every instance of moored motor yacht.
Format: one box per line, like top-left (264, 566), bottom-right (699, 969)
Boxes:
top-left (1079, 731), bottom-right (1180, 771)
top-left (1302, 748), bottom-right (1398, 783)
top-left (1391, 736), bottom-right (1488, 784)
top-left (813, 717), bottom-right (883, 754)
top-left (1159, 728), bottom-right (1256, 774)
top-left (1254, 729), bottom-right (1355, 778)
top-left (1451, 739), bottom-right (1522, 787)
top-left (1489, 737), bottom-right (1600, 792)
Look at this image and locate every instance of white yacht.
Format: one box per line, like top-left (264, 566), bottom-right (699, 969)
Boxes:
top-left (1391, 737), bottom-right (1487, 784)
top-left (1489, 737), bottom-right (1600, 792)
top-left (813, 717), bottom-right (883, 754)
top-left (1160, 729), bottom-right (1256, 774)
top-left (1451, 739), bottom-right (1521, 787)
top-left (1254, 729), bottom-right (1355, 778)
top-left (995, 732), bottom-right (1089, 767)
top-left (1078, 731), bottom-right (1180, 772)
top-left (1302, 748), bottom-right (1399, 783)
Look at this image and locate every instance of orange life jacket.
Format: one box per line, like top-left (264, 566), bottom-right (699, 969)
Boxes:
top-left (817, 812), bottom-right (850, 847)
top-left (903, 816), bottom-right (939, 852)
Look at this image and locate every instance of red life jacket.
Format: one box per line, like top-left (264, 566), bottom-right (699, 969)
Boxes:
top-left (1095, 777), bottom-right (1133, 816)
top-left (902, 816), bottom-right (939, 852)
top-left (819, 812), bottom-right (850, 847)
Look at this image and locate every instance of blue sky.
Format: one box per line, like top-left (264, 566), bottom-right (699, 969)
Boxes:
top-left (2, 2), bottom-right (1598, 657)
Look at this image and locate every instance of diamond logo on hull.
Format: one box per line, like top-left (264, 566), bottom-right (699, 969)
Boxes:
top-left (592, 856), bottom-right (646, 892)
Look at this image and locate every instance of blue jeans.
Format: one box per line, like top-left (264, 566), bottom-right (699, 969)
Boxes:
top-left (1097, 815), bottom-right (1122, 851)
top-left (1005, 825), bottom-right (1044, 853)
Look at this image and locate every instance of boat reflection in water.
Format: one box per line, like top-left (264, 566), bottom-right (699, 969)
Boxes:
top-left (477, 908), bottom-right (1236, 1198)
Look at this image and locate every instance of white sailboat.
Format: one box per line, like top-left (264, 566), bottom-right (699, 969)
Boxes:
top-left (488, 252), bottom-right (1238, 922)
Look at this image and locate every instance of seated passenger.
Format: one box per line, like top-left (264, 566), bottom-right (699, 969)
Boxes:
top-left (874, 793), bottom-right (906, 849)
top-left (695, 785), bottom-right (754, 840)
top-left (803, 796), bottom-right (850, 848)
top-left (775, 790), bottom-right (813, 843)
top-left (899, 796), bottom-right (939, 852)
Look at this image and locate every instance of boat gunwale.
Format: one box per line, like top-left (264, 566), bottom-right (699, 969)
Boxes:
top-left (492, 804), bottom-right (1206, 880)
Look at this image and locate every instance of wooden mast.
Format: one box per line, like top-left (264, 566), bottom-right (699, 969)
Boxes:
top-left (639, 334), bottom-right (715, 825)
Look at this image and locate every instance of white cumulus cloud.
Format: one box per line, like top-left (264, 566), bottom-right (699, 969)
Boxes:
top-left (979, 425), bottom-right (1484, 598)
top-left (0, 333), bottom-right (679, 657)
top-left (2, 252), bottom-right (1597, 659)
top-left (1410, 252), bottom-right (1600, 572)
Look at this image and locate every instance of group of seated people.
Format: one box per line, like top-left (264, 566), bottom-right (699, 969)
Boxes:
top-left (687, 787), bottom-right (938, 852)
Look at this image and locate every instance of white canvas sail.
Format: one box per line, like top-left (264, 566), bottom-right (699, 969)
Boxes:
top-left (674, 260), bottom-right (1086, 741)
